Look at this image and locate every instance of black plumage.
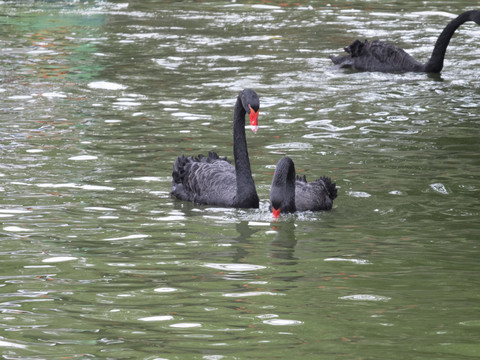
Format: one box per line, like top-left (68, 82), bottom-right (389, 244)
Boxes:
top-left (270, 157), bottom-right (337, 217)
top-left (330, 10), bottom-right (480, 73)
top-left (171, 89), bottom-right (260, 209)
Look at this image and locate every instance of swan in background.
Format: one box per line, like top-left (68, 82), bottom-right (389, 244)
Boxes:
top-left (270, 157), bottom-right (337, 218)
top-left (171, 89), bottom-right (260, 208)
top-left (330, 10), bottom-right (480, 73)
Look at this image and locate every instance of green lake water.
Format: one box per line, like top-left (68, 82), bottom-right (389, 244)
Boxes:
top-left (1, 1), bottom-right (479, 359)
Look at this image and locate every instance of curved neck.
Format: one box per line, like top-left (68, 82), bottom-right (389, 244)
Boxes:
top-left (425, 11), bottom-right (477, 73)
top-left (233, 96), bottom-right (257, 205)
top-left (271, 158), bottom-right (296, 212)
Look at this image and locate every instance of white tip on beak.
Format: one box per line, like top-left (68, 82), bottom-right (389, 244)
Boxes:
top-left (251, 125), bottom-right (259, 133)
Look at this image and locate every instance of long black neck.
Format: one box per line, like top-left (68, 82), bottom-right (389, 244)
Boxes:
top-left (271, 157), bottom-right (296, 213)
top-left (425, 11), bottom-right (478, 73)
top-left (233, 96), bottom-right (258, 208)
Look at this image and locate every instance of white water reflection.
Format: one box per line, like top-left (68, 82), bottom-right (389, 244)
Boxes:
top-left (0, 340), bottom-right (27, 349)
top-left (85, 206), bottom-right (116, 211)
top-left (41, 92), bottom-right (67, 98)
top-left (34, 183), bottom-right (115, 191)
top-left (265, 142), bottom-right (312, 150)
top-left (8, 95), bottom-right (33, 100)
top-left (138, 315), bottom-right (174, 322)
top-left (339, 295), bottom-right (391, 302)
top-left (0, 209), bottom-right (31, 214)
top-left (223, 291), bottom-right (284, 298)
top-left (87, 81), bottom-right (128, 90)
top-left (346, 191), bottom-right (372, 198)
top-left (262, 319), bottom-right (303, 326)
top-left (42, 256), bottom-right (78, 263)
top-left (68, 155), bottom-right (98, 161)
top-left (203, 263), bottom-right (266, 272)
top-left (429, 183), bottom-right (449, 195)
top-left (103, 234), bottom-right (150, 241)
top-left (169, 323), bottom-right (202, 328)
top-left (154, 287), bottom-right (178, 293)
top-left (324, 258), bottom-right (371, 265)
top-left (4, 226), bottom-right (33, 232)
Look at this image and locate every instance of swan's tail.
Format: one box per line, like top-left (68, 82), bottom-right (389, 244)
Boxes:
top-left (296, 174), bottom-right (307, 183)
top-left (330, 40), bottom-right (366, 66)
top-left (195, 151), bottom-right (229, 164)
top-left (319, 176), bottom-right (338, 200)
top-left (296, 174), bottom-right (338, 201)
top-left (172, 155), bottom-right (187, 185)
top-left (345, 39), bottom-right (366, 57)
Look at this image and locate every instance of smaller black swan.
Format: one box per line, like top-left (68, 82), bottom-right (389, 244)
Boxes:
top-left (330, 10), bottom-right (480, 73)
top-left (270, 157), bottom-right (337, 218)
top-left (171, 89), bottom-right (260, 209)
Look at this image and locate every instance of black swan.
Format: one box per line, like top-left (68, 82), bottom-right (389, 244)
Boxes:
top-left (270, 157), bottom-right (337, 218)
top-left (171, 89), bottom-right (260, 208)
top-left (330, 10), bottom-right (480, 73)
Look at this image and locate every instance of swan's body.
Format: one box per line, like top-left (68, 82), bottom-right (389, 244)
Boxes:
top-left (171, 89), bottom-right (260, 209)
top-left (270, 157), bottom-right (337, 217)
top-left (330, 10), bottom-right (480, 73)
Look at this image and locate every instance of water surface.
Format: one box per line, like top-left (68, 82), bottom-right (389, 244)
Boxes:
top-left (1, 1), bottom-right (480, 359)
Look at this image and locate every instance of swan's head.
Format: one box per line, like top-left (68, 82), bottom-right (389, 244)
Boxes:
top-left (472, 10), bottom-right (480, 25)
top-left (270, 180), bottom-right (284, 219)
top-left (240, 89), bottom-right (260, 133)
top-left (272, 205), bottom-right (281, 219)
top-left (270, 157), bottom-right (296, 218)
top-left (270, 191), bottom-right (283, 219)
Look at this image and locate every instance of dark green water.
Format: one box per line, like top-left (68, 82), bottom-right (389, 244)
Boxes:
top-left (1, 1), bottom-right (479, 359)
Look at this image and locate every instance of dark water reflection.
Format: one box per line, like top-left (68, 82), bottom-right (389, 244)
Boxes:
top-left (1, 0), bottom-right (480, 359)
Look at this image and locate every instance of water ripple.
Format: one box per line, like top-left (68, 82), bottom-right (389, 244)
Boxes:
top-left (324, 258), bottom-right (371, 265)
top-left (203, 263), bottom-right (266, 272)
top-left (0, 339), bottom-right (27, 349)
top-left (223, 291), bottom-right (284, 298)
top-left (87, 81), bottom-right (127, 90)
top-left (339, 294), bottom-right (391, 302)
top-left (103, 234), bottom-right (150, 242)
top-left (138, 315), bottom-right (174, 322)
top-left (262, 319), bottom-right (303, 326)
top-left (42, 256), bottom-right (78, 263)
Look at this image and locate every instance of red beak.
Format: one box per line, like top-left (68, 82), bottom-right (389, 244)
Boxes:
top-left (248, 105), bottom-right (259, 133)
top-left (272, 207), bottom-right (281, 219)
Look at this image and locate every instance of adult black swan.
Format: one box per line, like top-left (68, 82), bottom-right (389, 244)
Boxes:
top-left (270, 157), bottom-right (337, 218)
top-left (171, 89), bottom-right (260, 208)
top-left (330, 10), bottom-right (480, 73)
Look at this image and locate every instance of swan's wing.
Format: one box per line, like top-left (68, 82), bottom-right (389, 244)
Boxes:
top-left (295, 176), bottom-right (337, 212)
top-left (171, 151), bottom-right (237, 206)
top-left (332, 39), bottom-right (423, 72)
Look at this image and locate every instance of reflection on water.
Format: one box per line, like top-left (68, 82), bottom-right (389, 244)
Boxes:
top-left (269, 220), bottom-right (298, 261)
top-left (1, 0), bottom-right (480, 358)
